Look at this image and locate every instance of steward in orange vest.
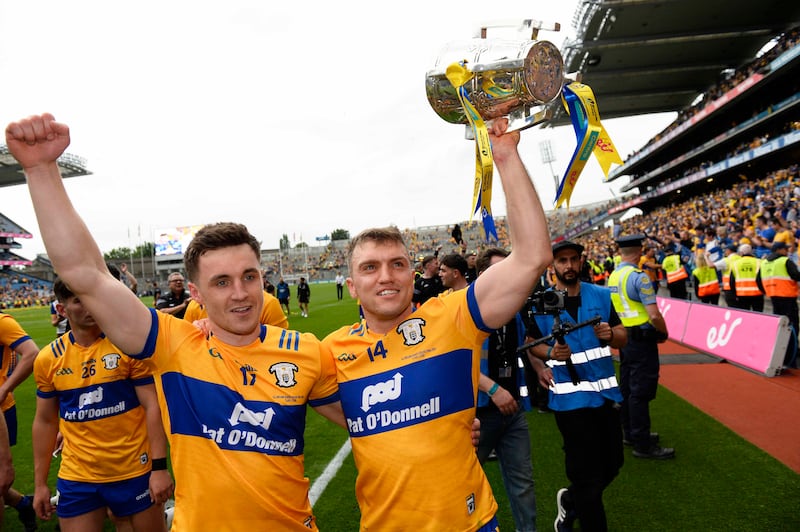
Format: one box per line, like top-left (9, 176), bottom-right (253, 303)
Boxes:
top-left (661, 245), bottom-right (689, 300)
top-left (692, 251), bottom-right (720, 305)
top-left (730, 244), bottom-right (764, 312)
top-left (757, 241), bottom-right (800, 367)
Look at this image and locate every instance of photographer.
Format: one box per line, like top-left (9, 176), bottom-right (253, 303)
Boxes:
top-left (474, 248), bottom-right (537, 532)
top-left (525, 240), bottom-right (626, 532)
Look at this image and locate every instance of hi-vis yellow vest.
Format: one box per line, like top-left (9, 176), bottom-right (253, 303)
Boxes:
top-left (722, 253), bottom-right (740, 291)
top-left (692, 266), bottom-right (720, 297)
top-left (761, 256), bottom-right (798, 298)
top-left (662, 254), bottom-right (687, 283)
top-left (732, 256), bottom-right (761, 297)
top-left (608, 264), bottom-right (649, 327)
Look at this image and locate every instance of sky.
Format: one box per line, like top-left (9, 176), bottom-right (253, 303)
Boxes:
top-left (0, 0), bottom-right (675, 261)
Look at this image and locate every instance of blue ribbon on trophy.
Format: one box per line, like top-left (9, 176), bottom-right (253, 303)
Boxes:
top-left (426, 23), bottom-right (622, 227)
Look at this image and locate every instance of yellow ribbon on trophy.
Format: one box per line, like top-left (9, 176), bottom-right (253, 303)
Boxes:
top-left (445, 61), bottom-right (498, 241)
top-left (556, 81), bottom-right (623, 209)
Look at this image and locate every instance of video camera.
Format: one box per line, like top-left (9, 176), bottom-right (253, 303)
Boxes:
top-left (528, 289), bottom-right (567, 315)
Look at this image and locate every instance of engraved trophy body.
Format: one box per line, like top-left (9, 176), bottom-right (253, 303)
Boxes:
top-left (425, 20), bottom-right (564, 135)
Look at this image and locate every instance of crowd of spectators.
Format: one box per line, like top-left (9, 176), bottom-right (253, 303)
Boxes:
top-left (626, 26), bottom-right (800, 161)
top-left (575, 164), bottom-right (800, 281)
top-left (0, 272), bottom-right (52, 309)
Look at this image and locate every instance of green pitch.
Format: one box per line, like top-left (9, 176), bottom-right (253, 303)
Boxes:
top-left (4, 283), bottom-right (799, 531)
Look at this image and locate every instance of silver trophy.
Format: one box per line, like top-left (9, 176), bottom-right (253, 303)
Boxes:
top-left (425, 20), bottom-right (564, 134)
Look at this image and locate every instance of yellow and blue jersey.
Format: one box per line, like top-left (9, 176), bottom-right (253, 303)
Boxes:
top-left (322, 285), bottom-right (498, 531)
top-left (34, 332), bottom-right (154, 482)
top-left (132, 309), bottom-right (339, 531)
top-left (0, 313), bottom-right (32, 412)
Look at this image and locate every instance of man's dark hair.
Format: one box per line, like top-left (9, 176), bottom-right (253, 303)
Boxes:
top-left (440, 253), bottom-right (468, 276)
top-left (183, 222), bottom-right (261, 282)
top-left (106, 262), bottom-right (122, 281)
top-left (54, 262), bottom-right (121, 303)
top-left (421, 255), bottom-right (437, 269)
top-left (475, 247), bottom-right (509, 274)
top-left (53, 277), bottom-right (73, 303)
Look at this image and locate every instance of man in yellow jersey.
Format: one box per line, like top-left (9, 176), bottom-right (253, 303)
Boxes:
top-left (7, 114), bottom-right (345, 531)
top-left (608, 235), bottom-right (674, 460)
top-left (33, 277), bottom-right (172, 531)
top-left (0, 311), bottom-right (40, 531)
top-left (322, 119), bottom-right (552, 531)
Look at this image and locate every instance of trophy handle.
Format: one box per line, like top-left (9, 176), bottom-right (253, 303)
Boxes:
top-left (476, 19), bottom-right (561, 40)
top-left (463, 106), bottom-right (553, 140)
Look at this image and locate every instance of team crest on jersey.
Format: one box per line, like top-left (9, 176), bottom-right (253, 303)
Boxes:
top-left (102, 353), bottom-right (122, 370)
top-left (396, 317), bottom-right (426, 346)
top-left (269, 362), bottom-right (299, 388)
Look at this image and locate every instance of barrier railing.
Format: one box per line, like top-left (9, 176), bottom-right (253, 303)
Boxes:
top-left (657, 296), bottom-right (790, 377)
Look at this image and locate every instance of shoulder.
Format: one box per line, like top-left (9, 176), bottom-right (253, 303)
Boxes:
top-left (582, 282), bottom-right (611, 297)
top-left (321, 322), bottom-right (368, 350)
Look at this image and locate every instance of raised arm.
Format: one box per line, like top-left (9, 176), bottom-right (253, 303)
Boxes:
top-left (6, 114), bottom-right (151, 354)
top-left (472, 120), bottom-right (552, 329)
top-left (121, 263), bottom-right (139, 294)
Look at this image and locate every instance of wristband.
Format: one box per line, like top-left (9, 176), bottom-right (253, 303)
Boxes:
top-left (546, 346), bottom-right (553, 360)
top-left (487, 382), bottom-right (499, 397)
top-left (151, 457), bottom-right (168, 471)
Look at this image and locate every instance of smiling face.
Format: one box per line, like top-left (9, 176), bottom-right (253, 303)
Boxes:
top-left (347, 239), bottom-right (415, 334)
top-left (188, 243), bottom-right (264, 346)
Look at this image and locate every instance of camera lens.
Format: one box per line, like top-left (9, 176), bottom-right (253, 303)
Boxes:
top-left (542, 292), bottom-right (560, 306)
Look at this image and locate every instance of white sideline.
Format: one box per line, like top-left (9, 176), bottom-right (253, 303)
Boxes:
top-left (309, 439), bottom-right (352, 506)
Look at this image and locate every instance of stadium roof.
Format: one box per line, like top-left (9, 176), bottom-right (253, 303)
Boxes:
top-left (548, 0), bottom-right (800, 124)
top-left (0, 145), bottom-right (91, 188)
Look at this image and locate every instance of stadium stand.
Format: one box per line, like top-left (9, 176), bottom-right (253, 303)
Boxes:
top-left (555, 24), bottom-right (800, 259)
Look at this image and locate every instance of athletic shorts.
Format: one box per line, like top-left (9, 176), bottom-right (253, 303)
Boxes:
top-left (56, 472), bottom-right (153, 518)
top-left (476, 515), bottom-right (499, 532)
top-left (279, 298), bottom-right (289, 305)
top-left (3, 406), bottom-right (17, 447)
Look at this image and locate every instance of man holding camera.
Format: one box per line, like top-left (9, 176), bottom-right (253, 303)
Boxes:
top-left (608, 235), bottom-right (674, 461)
top-left (474, 248), bottom-right (537, 532)
top-left (525, 240), bottom-right (626, 532)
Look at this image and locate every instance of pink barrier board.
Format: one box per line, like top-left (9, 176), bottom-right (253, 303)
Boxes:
top-left (657, 297), bottom-right (788, 377)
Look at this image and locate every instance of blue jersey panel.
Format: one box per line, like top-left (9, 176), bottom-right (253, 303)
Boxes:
top-left (339, 349), bottom-right (474, 438)
top-left (58, 379), bottom-right (142, 423)
top-left (161, 372), bottom-right (307, 456)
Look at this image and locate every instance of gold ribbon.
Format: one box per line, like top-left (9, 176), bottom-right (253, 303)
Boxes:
top-left (556, 82), bottom-right (623, 209)
top-left (445, 62), bottom-right (498, 240)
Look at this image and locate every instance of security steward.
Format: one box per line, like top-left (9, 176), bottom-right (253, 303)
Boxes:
top-left (757, 241), bottom-right (800, 368)
top-left (608, 235), bottom-right (675, 459)
top-left (661, 244), bottom-right (689, 300)
top-left (730, 244), bottom-right (764, 312)
top-left (715, 244), bottom-right (740, 308)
